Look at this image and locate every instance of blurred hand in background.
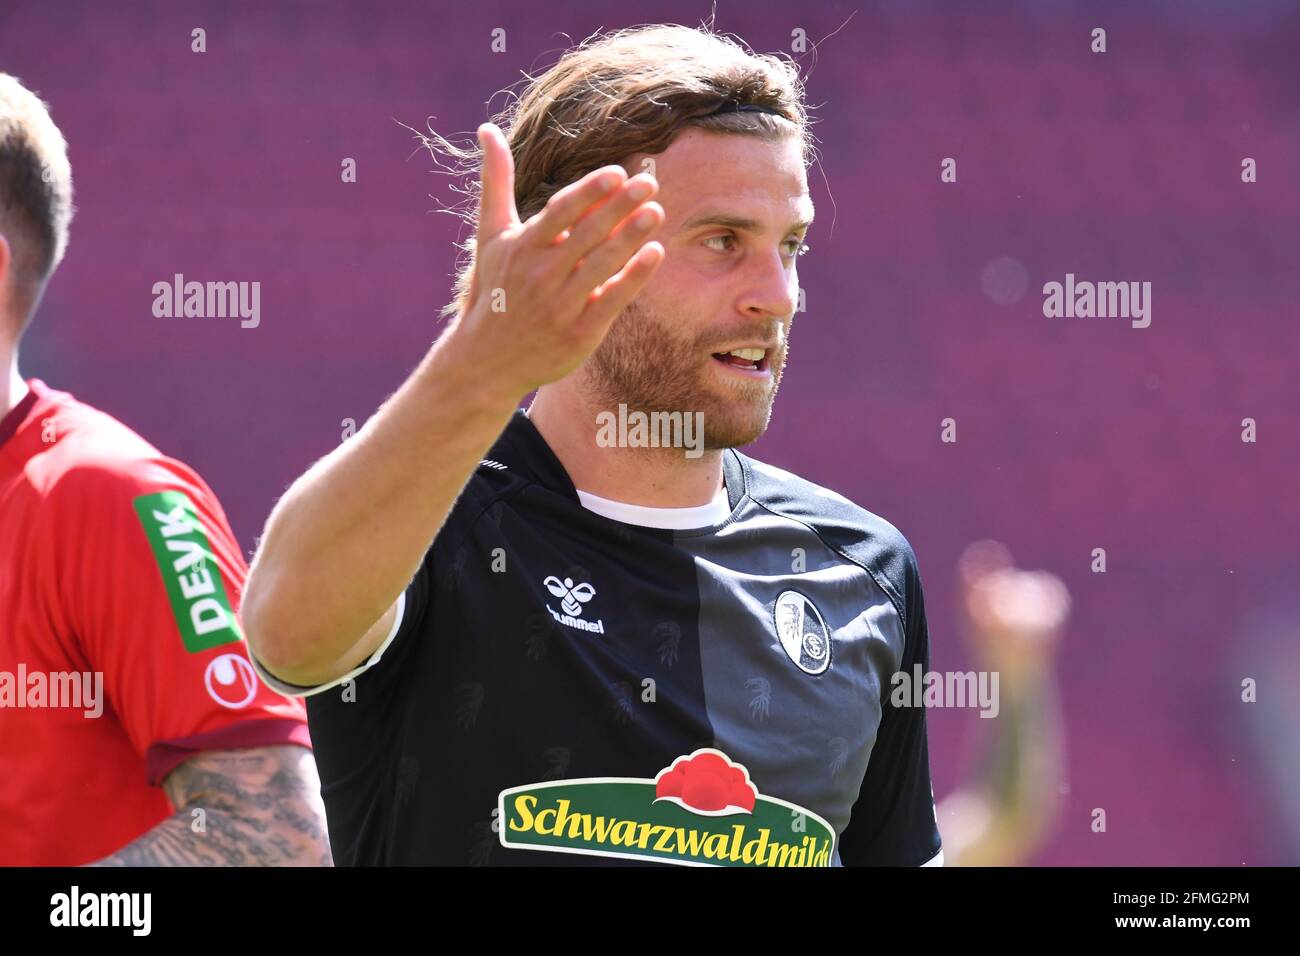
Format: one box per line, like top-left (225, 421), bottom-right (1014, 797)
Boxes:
top-left (939, 540), bottom-right (1069, 867)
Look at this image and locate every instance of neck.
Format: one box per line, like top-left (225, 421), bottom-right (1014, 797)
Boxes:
top-left (2, 347), bottom-right (25, 419)
top-left (528, 384), bottom-right (724, 508)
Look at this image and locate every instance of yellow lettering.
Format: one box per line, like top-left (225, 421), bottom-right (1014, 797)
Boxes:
top-left (652, 826), bottom-right (675, 852)
top-left (741, 828), bottom-right (771, 864)
top-left (552, 800), bottom-right (579, 840)
top-left (508, 794), bottom-right (538, 832)
top-left (610, 820), bottom-right (637, 846)
top-left (766, 840), bottom-right (799, 867)
top-left (702, 832), bottom-right (729, 859)
top-left (582, 814), bottom-right (613, 843)
top-left (636, 823), bottom-right (654, 849)
top-left (675, 827), bottom-right (706, 857)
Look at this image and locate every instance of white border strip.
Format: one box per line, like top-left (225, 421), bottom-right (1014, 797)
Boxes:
top-left (249, 591), bottom-right (407, 698)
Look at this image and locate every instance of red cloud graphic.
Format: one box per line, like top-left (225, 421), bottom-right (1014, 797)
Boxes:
top-left (655, 750), bottom-right (756, 813)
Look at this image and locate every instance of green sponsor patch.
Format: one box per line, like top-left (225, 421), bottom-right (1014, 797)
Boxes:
top-left (499, 749), bottom-right (836, 867)
top-left (132, 490), bottom-right (242, 653)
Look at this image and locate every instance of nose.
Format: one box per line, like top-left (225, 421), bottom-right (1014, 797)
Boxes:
top-left (737, 245), bottom-right (798, 321)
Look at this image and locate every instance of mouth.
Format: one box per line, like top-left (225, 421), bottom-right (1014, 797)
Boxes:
top-left (710, 347), bottom-right (772, 377)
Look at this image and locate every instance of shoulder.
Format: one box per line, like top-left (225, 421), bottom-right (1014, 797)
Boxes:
top-left (34, 398), bottom-right (225, 535)
top-left (733, 450), bottom-right (924, 625)
top-left (441, 456), bottom-right (533, 532)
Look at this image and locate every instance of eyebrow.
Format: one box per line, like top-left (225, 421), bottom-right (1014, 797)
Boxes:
top-left (680, 213), bottom-right (814, 234)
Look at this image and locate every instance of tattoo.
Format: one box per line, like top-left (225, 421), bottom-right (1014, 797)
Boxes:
top-left (89, 745), bottom-right (333, 866)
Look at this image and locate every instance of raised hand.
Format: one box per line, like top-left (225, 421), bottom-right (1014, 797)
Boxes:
top-left (455, 122), bottom-right (665, 395)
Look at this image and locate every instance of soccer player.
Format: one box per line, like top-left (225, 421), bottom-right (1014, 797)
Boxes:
top-left (244, 25), bottom-right (943, 867)
top-left (0, 74), bottom-right (330, 866)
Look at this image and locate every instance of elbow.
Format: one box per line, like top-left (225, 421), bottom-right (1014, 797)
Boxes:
top-left (241, 564), bottom-right (304, 675)
top-left (240, 565), bottom-right (276, 657)
top-left (241, 565), bottom-right (349, 688)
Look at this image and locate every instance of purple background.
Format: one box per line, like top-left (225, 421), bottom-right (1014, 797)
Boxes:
top-left (4, 0), bottom-right (1297, 864)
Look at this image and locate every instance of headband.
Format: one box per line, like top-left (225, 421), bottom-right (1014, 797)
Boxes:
top-left (704, 101), bottom-right (786, 119)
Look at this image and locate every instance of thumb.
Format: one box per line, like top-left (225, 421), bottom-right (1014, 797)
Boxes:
top-left (463, 246), bottom-right (482, 313)
top-left (476, 123), bottom-right (520, 242)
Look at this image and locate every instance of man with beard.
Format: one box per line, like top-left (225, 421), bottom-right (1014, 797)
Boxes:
top-left (243, 24), bottom-right (943, 868)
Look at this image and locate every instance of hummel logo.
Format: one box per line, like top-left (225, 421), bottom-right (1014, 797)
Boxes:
top-left (480, 459), bottom-right (508, 470)
top-left (543, 575), bottom-right (605, 635)
top-left (544, 576), bottom-right (596, 616)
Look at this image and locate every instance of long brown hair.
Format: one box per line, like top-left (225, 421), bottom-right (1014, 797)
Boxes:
top-left (422, 23), bottom-right (814, 320)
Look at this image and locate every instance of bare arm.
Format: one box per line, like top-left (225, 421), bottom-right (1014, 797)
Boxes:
top-left (89, 745), bottom-right (331, 866)
top-left (242, 123), bottom-right (663, 686)
top-left (939, 677), bottom-right (1064, 867)
top-left (240, 328), bottom-right (526, 686)
top-left (939, 543), bottom-right (1069, 867)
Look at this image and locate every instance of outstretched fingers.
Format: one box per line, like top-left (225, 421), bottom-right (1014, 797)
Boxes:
top-left (524, 165), bottom-right (629, 248)
top-left (575, 240), bottom-right (665, 336)
top-left (476, 123), bottom-right (520, 241)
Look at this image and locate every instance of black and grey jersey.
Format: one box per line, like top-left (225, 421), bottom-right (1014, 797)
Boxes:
top-left (256, 410), bottom-right (942, 867)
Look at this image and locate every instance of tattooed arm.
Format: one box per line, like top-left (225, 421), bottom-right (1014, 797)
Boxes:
top-left (88, 745), bottom-right (332, 866)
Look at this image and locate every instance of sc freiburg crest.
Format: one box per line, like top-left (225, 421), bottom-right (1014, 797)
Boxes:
top-left (773, 590), bottom-right (831, 675)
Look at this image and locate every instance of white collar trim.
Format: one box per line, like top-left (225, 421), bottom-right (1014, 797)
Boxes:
top-left (575, 485), bottom-right (731, 530)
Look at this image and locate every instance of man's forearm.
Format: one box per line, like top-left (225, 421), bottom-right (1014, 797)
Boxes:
top-left (89, 805), bottom-right (325, 867)
top-left (942, 674), bottom-right (1063, 866)
top-left (978, 677), bottom-right (1060, 815)
top-left (244, 322), bottom-right (522, 675)
top-left (88, 746), bottom-right (332, 867)
top-left (245, 126), bottom-right (663, 678)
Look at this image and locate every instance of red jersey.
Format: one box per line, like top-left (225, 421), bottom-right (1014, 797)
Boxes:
top-left (0, 379), bottom-right (310, 865)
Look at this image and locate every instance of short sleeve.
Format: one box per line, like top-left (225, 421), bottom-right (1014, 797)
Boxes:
top-left (249, 550), bottom-right (433, 698)
top-left (838, 550), bottom-right (943, 866)
top-left (291, 554), bottom-right (434, 866)
top-left (55, 456), bottom-right (311, 787)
